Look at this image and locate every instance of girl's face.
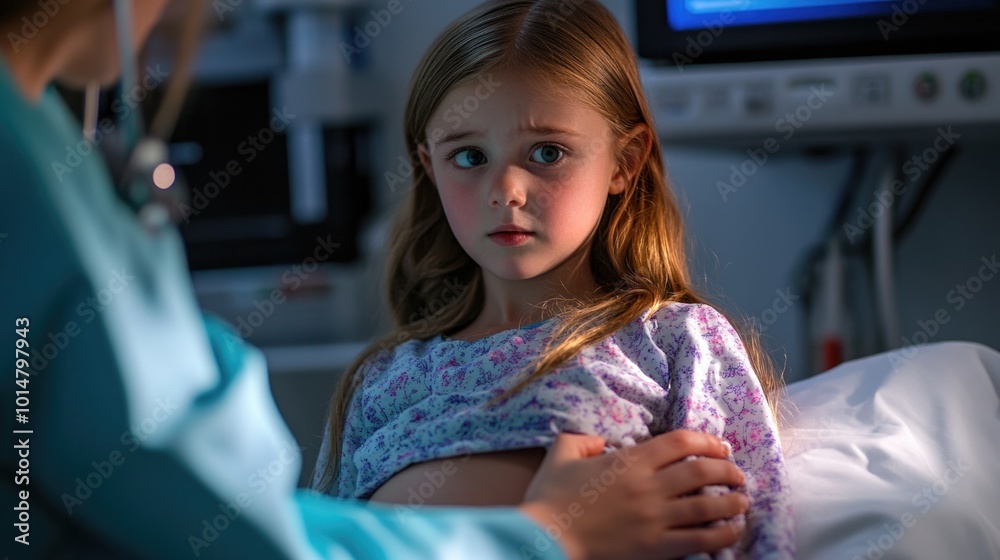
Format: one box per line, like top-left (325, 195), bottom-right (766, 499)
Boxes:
top-left (418, 73), bottom-right (627, 282)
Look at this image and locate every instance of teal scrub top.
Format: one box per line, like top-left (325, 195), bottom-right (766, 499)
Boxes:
top-left (0, 57), bottom-right (565, 560)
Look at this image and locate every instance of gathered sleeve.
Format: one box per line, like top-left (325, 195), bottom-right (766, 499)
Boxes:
top-left (311, 349), bottom-right (391, 499)
top-left (645, 303), bottom-right (795, 559)
top-left (311, 387), bottom-right (364, 498)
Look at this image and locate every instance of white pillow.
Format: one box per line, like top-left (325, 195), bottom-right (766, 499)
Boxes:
top-left (779, 341), bottom-right (1000, 560)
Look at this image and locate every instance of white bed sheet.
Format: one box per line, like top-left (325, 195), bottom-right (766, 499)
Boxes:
top-left (779, 341), bottom-right (1000, 559)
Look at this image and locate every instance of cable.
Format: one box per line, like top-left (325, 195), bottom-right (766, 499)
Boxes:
top-left (793, 147), bottom-right (870, 375)
top-left (82, 82), bottom-right (100, 143)
top-left (873, 155), bottom-right (901, 349)
top-left (113, 0), bottom-right (142, 145)
top-left (150, 0), bottom-right (208, 142)
top-left (794, 136), bottom-right (959, 372)
top-left (892, 144), bottom-right (961, 244)
top-left (818, 236), bottom-right (845, 369)
top-left (841, 141), bottom-right (960, 252)
top-left (794, 147), bottom-right (870, 309)
top-left (847, 139), bottom-right (959, 352)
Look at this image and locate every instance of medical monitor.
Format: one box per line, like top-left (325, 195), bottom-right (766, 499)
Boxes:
top-left (635, 0), bottom-right (1000, 143)
top-left (637, 0), bottom-right (1000, 64)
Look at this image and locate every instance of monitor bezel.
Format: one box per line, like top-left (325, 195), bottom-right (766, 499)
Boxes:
top-left (636, 1), bottom-right (1000, 64)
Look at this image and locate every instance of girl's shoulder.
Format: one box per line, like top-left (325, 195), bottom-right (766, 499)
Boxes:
top-left (640, 301), bottom-right (736, 330)
top-left (356, 333), bottom-right (443, 376)
top-left (636, 301), bottom-right (747, 354)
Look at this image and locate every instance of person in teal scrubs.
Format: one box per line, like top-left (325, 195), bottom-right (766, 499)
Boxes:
top-left (0, 2), bottom-right (748, 559)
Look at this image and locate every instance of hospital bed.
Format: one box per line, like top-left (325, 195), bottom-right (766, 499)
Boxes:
top-left (271, 340), bottom-right (1000, 558)
top-left (780, 341), bottom-right (1000, 558)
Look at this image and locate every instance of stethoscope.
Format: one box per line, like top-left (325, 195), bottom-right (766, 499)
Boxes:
top-left (83, 0), bottom-right (199, 234)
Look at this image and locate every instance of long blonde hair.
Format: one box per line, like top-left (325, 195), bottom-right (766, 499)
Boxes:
top-left (314, 0), bottom-right (782, 493)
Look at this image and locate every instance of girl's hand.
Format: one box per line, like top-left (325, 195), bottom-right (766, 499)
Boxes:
top-left (519, 431), bottom-right (748, 560)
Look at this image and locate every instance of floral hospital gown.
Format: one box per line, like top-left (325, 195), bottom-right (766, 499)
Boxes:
top-left (312, 302), bottom-right (794, 558)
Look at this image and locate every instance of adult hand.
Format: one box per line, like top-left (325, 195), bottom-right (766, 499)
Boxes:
top-left (519, 430), bottom-right (748, 560)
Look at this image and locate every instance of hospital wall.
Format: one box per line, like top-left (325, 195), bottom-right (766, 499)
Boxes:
top-left (352, 0), bottom-right (1000, 381)
top-left (267, 0), bottom-right (1000, 485)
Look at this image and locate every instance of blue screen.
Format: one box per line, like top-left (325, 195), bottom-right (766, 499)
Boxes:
top-left (667, 0), bottom-right (995, 30)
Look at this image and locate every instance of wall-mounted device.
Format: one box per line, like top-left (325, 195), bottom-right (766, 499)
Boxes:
top-left (132, 1), bottom-right (385, 347)
top-left (635, 0), bottom-right (1000, 144)
top-left (140, 0), bottom-right (381, 270)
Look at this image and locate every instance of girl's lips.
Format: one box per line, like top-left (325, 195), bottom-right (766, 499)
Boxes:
top-left (488, 232), bottom-right (534, 246)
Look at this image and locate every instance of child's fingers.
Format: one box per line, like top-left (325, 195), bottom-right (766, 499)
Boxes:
top-left (655, 457), bottom-right (746, 498)
top-left (631, 430), bottom-right (729, 468)
top-left (662, 492), bottom-right (749, 528)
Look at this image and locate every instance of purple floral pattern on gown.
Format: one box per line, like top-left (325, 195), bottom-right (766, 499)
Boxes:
top-left (312, 302), bottom-right (794, 558)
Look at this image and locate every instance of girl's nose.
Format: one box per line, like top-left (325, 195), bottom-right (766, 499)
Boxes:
top-left (489, 166), bottom-right (527, 208)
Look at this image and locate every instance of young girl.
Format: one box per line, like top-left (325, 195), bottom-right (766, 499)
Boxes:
top-left (312, 0), bottom-right (793, 557)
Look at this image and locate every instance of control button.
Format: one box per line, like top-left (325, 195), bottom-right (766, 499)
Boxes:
top-left (703, 85), bottom-right (730, 112)
top-left (743, 82), bottom-right (773, 116)
top-left (959, 70), bottom-right (988, 101)
top-left (854, 75), bottom-right (890, 105)
top-left (656, 87), bottom-right (693, 117)
top-left (914, 72), bottom-right (938, 101)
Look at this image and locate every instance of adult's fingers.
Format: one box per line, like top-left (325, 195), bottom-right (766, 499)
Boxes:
top-left (523, 433), bottom-right (607, 502)
top-left (543, 433), bottom-right (608, 467)
top-left (656, 457), bottom-right (746, 498)
top-left (659, 521), bottom-right (746, 558)
top-left (663, 492), bottom-right (749, 528)
top-left (630, 430), bottom-right (730, 469)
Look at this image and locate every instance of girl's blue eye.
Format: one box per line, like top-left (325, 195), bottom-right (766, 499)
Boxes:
top-left (447, 143), bottom-right (567, 169)
top-left (531, 144), bottom-right (565, 165)
top-left (452, 148), bottom-right (487, 168)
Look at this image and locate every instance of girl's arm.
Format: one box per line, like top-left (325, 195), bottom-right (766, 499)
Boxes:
top-left (300, 430), bottom-right (747, 560)
top-left (651, 303), bottom-right (795, 558)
